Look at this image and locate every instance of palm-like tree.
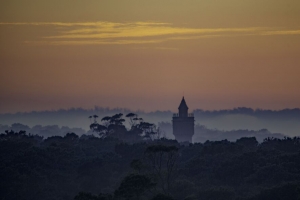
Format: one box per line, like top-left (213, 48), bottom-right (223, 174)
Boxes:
top-left (88, 116), bottom-right (93, 123)
top-left (93, 115), bottom-right (98, 123)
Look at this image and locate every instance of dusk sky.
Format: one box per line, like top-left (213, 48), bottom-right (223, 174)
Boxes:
top-left (1, 0), bottom-right (300, 113)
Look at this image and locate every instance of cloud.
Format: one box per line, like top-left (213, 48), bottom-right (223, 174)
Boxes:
top-left (25, 39), bottom-right (163, 45)
top-left (261, 30), bottom-right (300, 36)
top-left (1, 21), bottom-right (300, 45)
top-left (46, 26), bottom-right (262, 39)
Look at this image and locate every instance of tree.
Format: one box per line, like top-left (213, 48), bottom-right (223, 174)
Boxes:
top-left (90, 122), bottom-right (108, 138)
top-left (144, 145), bottom-right (179, 195)
top-left (138, 122), bottom-right (158, 140)
top-left (130, 159), bottom-right (144, 174)
top-left (89, 113), bottom-right (126, 138)
top-left (126, 113), bottom-right (160, 140)
top-left (74, 192), bottom-right (112, 200)
top-left (89, 113), bottom-right (160, 141)
top-left (151, 193), bottom-right (174, 200)
top-left (114, 174), bottom-right (155, 200)
top-left (126, 113), bottom-right (137, 127)
top-left (74, 192), bottom-right (98, 200)
top-left (64, 132), bottom-right (79, 140)
top-left (88, 116), bottom-right (93, 123)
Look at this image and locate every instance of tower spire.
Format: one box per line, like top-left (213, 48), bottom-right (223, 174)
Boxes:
top-left (178, 96), bottom-right (188, 117)
top-left (178, 96), bottom-right (188, 110)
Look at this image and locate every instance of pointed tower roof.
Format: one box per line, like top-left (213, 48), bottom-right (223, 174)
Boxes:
top-left (178, 97), bottom-right (189, 110)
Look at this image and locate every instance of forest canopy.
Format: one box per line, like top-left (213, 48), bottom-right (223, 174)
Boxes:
top-left (1, 115), bottom-right (300, 200)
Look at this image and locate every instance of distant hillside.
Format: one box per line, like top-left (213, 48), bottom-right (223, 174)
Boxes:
top-left (0, 107), bottom-right (299, 137)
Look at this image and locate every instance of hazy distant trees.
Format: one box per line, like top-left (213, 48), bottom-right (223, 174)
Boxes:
top-left (0, 120), bottom-right (287, 144)
top-left (0, 123), bottom-right (86, 138)
top-left (2, 106), bottom-right (300, 137)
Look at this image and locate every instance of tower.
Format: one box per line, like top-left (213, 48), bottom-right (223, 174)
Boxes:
top-left (172, 97), bottom-right (194, 143)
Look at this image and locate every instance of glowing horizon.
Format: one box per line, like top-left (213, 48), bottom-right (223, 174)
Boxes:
top-left (1, 0), bottom-right (300, 114)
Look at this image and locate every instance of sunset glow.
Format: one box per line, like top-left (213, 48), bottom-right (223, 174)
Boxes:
top-left (1, 0), bottom-right (300, 113)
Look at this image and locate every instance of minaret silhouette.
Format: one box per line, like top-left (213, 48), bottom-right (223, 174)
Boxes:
top-left (172, 97), bottom-right (195, 143)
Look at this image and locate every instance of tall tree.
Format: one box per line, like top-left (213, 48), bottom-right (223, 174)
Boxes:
top-left (144, 145), bottom-right (179, 195)
top-left (114, 174), bottom-right (155, 200)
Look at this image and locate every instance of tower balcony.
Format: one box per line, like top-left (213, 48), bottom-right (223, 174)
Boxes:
top-left (173, 113), bottom-right (194, 117)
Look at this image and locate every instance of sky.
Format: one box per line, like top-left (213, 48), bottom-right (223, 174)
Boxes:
top-left (0, 0), bottom-right (300, 113)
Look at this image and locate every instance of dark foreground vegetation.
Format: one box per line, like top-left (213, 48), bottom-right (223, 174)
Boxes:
top-left (1, 113), bottom-right (300, 200)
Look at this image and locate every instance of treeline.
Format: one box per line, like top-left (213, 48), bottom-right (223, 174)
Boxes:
top-left (158, 122), bottom-right (285, 143)
top-left (1, 121), bottom-right (286, 143)
top-left (0, 123), bottom-right (87, 138)
top-left (1, 129), bottom-right (300, 199)
top-left (1, 107), bottom-right (300, 133)
top-left (2, 106), bottom-right (300, 119)
top-left (194, 107), bottom-right (300, 119)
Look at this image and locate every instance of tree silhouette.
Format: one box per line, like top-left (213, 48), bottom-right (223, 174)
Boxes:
top-left (93, 115), bottom-right (98, 122)
top-left (90, 122), bottom-right (108, 138)
top-left (74, 192), bottom-right (112, 200)
top-left (126, 113), bottom-right (137, 126)
top-left (89, 113), bottom-right (161, 141)
top-left (144, 145), bottom-right (179, 195)
top-left (114, 174), bottom-right (155, 200)
top-left (151, 193), bottom-right (174, 200)
top-left (88, 116), bottom-right (93, 123)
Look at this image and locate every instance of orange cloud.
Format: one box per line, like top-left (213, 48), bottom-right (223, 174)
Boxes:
top-left (1, 21), bottom-right (299, 46)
